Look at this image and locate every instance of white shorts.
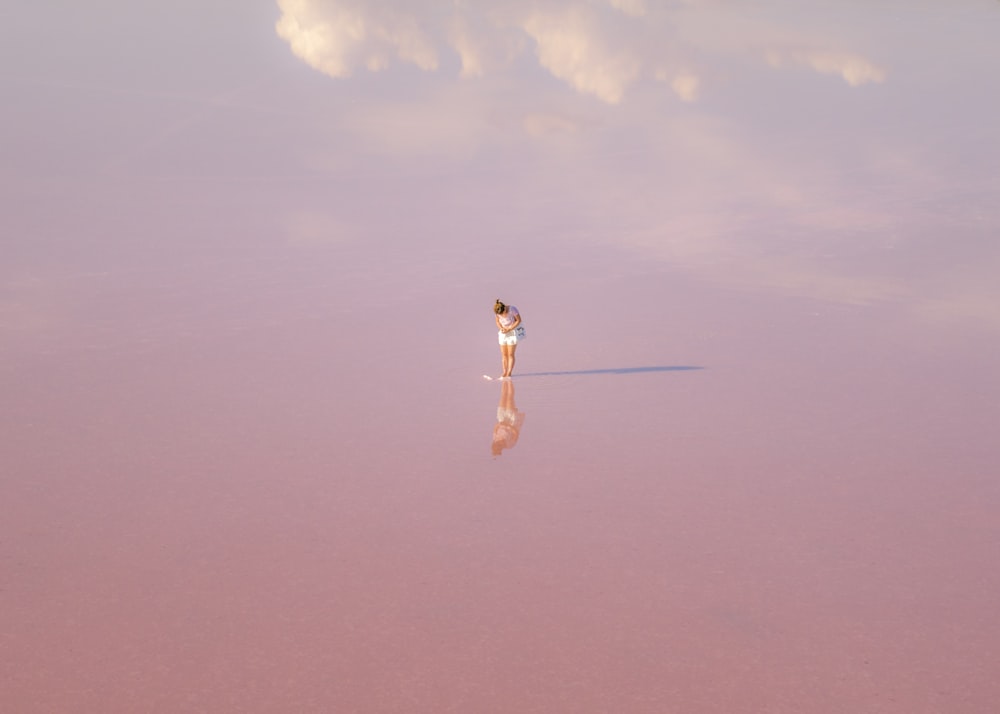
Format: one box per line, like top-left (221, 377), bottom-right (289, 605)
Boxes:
top-left (498, 326), bottom-right (526, 345)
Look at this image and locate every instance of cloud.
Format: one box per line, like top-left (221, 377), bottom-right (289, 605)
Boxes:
top-left (765, 49), bottom-right (886, 86)
top-left (447, 11), bottom-right (525, 79)
top-left (275, 1), bottom-right (888, 103)
top-left (275, 0), bottom-right (438, 78)
top-left (274, 0), bottom-right (650, 104)
top-left (670, 74), bottom-right (700, 101)
top-left (448, 15), bottom-right (486, 78)
top-left (521, 7), bottom-right (642, 104)
top-left (266, 1), bottom-right (1000, 330)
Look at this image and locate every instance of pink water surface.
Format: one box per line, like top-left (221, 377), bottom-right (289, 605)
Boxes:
top-left (3, 2), bottom-right (1000, 712)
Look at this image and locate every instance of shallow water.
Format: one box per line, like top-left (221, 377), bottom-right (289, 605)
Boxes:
top-left (3, 2), bottom-right (1000, 712)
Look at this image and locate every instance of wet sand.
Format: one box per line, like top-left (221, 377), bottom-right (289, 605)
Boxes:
top-left (3, 2), bottom-right (1000, 712)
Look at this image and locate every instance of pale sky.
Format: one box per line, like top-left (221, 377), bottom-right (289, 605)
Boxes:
top-left (2, 0), bottom-right (999, 328)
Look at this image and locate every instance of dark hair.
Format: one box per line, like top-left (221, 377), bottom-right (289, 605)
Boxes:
top-left (494, 299), bottom-right (506, 315)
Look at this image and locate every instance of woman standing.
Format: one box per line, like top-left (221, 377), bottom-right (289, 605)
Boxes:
top-left (494, 299), bottom-right (525, 378)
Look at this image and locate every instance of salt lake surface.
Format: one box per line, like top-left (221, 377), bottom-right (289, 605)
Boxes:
top-left (3, 1), bottom-right (1000, 712)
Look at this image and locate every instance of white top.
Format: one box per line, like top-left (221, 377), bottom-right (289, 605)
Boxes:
top-left (498, 306), bottom-right (520, 329)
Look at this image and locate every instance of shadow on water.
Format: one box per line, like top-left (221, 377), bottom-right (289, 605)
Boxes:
top-left (515, 366), bottom-right (703, 378)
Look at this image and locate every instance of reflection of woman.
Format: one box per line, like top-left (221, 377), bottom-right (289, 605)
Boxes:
top-left (494, 299), bottom-right (525, 378)
top-left (492, 378), bottom-right (525, 456)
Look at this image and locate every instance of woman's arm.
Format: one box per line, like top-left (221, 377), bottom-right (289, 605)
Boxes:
top-left (496, 310), bottom-right (521, 332)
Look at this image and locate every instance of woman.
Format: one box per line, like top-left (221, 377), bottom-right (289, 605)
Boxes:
top-left (494, 299), bottom-right (525, 378)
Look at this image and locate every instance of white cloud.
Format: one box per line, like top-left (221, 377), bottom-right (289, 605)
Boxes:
top-left (272, 0), bottom-right (656, 103)
top-left (448, 16), bottom-right (486, 78)
top-left (765, 49), bottom-right (886, 86)
top-left (670, 72), bottom-right (700, 102)
top-left (266, 1), bottom-right (1000, 327)
top-left (521, 7), bottom-right (641, 104)
top-left (447, 11), bottom-right (525, 79)
top-left (274, 0), bottom-right (888, 102)
top-left (275, 0), bottom-right (438, 78)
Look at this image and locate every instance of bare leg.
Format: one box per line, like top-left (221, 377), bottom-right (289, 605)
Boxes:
top-left (507, 343), bottom-right (517, 377)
